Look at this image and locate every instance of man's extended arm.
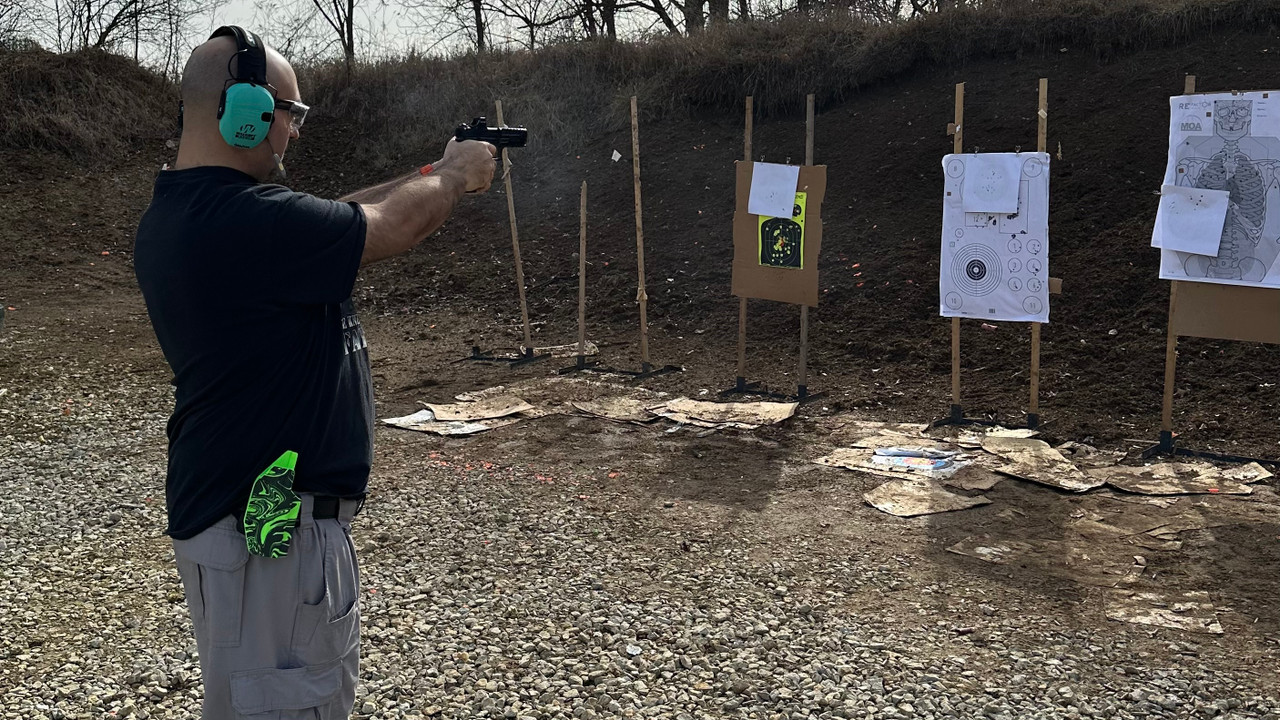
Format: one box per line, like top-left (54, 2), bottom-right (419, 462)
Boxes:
top-left (339, 171), bottom-right (418, 205)
top-left (356, 139), bottom-right (496, 266)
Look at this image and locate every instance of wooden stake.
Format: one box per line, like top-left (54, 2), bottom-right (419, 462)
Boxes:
top-left (737, 96), bottom-right (753, 382)
top-left (495, 100), bottom-right (533, 351)
top-left (630, 96), bottom-right (651, 366)
top-left (578, 181), bottom-right (588, 357)
top-left (798, 93), bottom-right (815, 393)
top-left (1163, 76), bottom-right (1195, 436)
top-left (1029, 78), bottom-right (1048, 423)
top-left (1162, 281), bottom-right (1179, 433)
top-left (950, 83), bottom-right (964, 410)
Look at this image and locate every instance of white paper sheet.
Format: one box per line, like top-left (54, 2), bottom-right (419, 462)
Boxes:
top-left (1153, 185), bottom-right (1229, 255)
top-left (748, 162), bottom-right (801, 218)
top-left (1157, 92), bottom-right (1280, 287)
top-left (960, 153), bottom-right (1022, 213)
top-left (940, 153), bottom-right (1051, 324)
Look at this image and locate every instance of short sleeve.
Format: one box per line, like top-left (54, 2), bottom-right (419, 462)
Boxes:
top-left (265, 190), bottom-right (366, 305)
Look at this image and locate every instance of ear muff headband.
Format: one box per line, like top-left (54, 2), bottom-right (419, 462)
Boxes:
top-left (210, 26), bottom-right (274, 149)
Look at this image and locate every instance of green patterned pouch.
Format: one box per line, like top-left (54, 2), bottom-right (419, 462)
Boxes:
top-left (243, 450), bottom-right (301, 558)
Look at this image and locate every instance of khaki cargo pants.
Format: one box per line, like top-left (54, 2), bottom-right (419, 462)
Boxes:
top-left (172, 495), bottom-right (362, 719)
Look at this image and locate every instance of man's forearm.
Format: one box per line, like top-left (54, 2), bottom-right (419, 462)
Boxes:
top-left (339, 170), bottom-right (419, 204)
top-left (359, 166), bottom-right (469, 266)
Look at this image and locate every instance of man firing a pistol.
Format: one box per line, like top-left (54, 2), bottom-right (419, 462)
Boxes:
top-left (134, 26), bottom-right (497, 719)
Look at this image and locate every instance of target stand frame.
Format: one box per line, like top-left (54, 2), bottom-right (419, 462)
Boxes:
top-left (723, 94), bottom-right (826, 405)
top-left (1137, 76), bottom-right (1280, 468)
top-left (935, 79), bottom-right (1059, 432)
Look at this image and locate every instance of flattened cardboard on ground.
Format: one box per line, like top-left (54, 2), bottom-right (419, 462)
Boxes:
top-left (381, 409), bottom-right (526, 436)
top-left (863, 479), bottom-right (991, 517)
top-left (1056, 441), bottom-right (1128, 469)
top-left (425, 396), bottom-right (535, 422)
top-left (981, 436), bottom-right (1103, 492)
top-left (570, 397), bottom-right (659, 424)
top-left (942, 465), bottom-right (1003, 492)
top-left (650, 398), bottom-right (797, 430)
top-left (731, 161), bottom-right (827, 307)
top-left (1105, 590), bottom-right (1223, 635)
top-left (455, 377), bottom-right (666, 415)
top-left (847, 432), bottom-right (955, 452)
top-left (952, 426), bottom-right (1039, 448)
top-left (1089, 461), bottom-right (1271, 496)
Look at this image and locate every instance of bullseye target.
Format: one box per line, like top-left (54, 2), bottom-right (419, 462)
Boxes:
top-left (941, 152), bottom-right (1050, 323)
top-left (950, 243), bottom-right (1002, 297)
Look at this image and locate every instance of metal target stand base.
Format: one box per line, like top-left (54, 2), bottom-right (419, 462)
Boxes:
top-left (557, 355), bottom-right (601, 375)
top-left (1139, 431), bottom-right (1280, 466)
top-left (720, 377), bottom-right (825, 404)
top-left (927, 404), bottom-right (1039, 431)
top-left (604, 362), bottom-right (683, 383)
top-left (459, 345), bottom-right (550, 368)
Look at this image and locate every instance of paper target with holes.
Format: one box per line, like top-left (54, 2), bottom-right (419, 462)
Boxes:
top-left (940, 152), bottom-right (1051, 323)
top-left (1155, 92), bottom-right (1280, 289)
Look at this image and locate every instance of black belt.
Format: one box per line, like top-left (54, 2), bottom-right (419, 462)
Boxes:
top-left (233, 494), bottom-right (364, 531)
top-left (312, 494), bottom-right (365, 519)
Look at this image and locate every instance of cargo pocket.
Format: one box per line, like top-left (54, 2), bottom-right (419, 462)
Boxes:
top-left (172, 524), bottom-right (249, 648)
top-left (292, 521), bottom-right (359, 666)
top-left (230, 658), bottom-right (343, 719)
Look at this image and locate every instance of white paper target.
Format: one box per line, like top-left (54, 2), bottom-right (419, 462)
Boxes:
top-left (960, 153), bottom-right (1022, 214)
top-left (940, 152), bottom-right (1051, 323)
top-left (1156, 92), bottom-right (1280, 288)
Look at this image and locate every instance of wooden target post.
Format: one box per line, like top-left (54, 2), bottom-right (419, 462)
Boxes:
top-left (581, 97), bottom-right (680, 382)
top-left (939, 79), bottom-right (1062, 429)
top-left (464, 100), bottom-right (548, 367)
top-left (1150, 75), bottom-right (1280, 463)
top-left (724, 93), bottom-right (823, 402)
top-left (559, 181), bottom-right (600, 374)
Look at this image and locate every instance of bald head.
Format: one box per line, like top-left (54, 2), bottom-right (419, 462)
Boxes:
top-left (181, 35), bottom-right (299, 119)
top-left (174, 32), bottom-right (302, 180)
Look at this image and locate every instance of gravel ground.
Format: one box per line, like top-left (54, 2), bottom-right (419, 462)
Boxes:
top-left (3, 321), bottom-right (1280, 720)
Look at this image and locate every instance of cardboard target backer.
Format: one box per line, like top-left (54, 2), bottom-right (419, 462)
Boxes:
top-left (732, 161), bottom-right (827, 307)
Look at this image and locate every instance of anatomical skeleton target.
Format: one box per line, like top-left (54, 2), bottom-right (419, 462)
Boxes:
top-left (1155, 91), bottom-right (1280, 288)
top-left (939, 152), bottom-right (1052, 324)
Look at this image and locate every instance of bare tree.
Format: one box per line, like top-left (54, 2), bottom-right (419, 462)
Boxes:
top-left (397, 0), bottom-right (484, 52)
top-left (252, 0), bottom-right (339, 62)
top-left (28, 0), bottom-right (201, 66)
top-left (0, 0), bottom-right (28, 44)
top-left (707, 0), bottom-right (728, 24)
top-left (310, 0), bottom-right (356, 73)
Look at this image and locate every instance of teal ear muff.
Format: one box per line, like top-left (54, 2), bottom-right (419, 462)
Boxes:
top-left (209, 26), bottom-right (275, 150)
top-left (218, 82), bottom-right (275, 149)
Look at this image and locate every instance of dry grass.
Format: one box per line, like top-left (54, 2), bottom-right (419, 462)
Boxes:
top-left (303, 0), bottom-right (1280, 172)
top-left (0, 47), bottom-right (176, 161)
top-left (4, 0), bottom-right (1279, 165)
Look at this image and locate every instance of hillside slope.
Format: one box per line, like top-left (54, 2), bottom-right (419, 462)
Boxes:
top-left (4, 5), bottom-right (1280, 454)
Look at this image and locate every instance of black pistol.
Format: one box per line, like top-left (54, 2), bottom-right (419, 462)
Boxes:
top-left (455, 117), bottom-right (528, 156)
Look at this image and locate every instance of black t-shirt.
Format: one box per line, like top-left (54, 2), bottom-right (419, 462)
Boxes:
top-left (134, 166), bottom-right (373, 540)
